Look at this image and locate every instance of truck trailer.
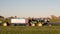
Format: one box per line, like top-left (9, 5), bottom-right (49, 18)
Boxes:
top-left (10, 18), bottom-right (28, 26)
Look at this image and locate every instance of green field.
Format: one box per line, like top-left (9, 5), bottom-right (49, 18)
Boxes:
top-left (0, 26), bottom-right (60, 34)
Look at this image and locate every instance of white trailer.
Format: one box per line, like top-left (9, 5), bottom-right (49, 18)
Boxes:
top-left (11, 18), bottom-right (28, 26)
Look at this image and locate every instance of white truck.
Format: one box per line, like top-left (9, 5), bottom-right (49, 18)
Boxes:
top-left (11, 18), bottom-right (28, 26)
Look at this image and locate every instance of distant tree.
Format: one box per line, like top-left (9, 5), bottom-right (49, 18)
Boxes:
top-left (57, 16), bottom-right (60, 22)
top-left (9, 16), bottom-right (14, 19)
top-left (0, 16), bottom-right (4, 21)
top-left (14, 16), bottom-right (17, 18)
top-left (50, 15), bottom-right (57, 19)
top-left (50, 15), bottom-right (58, 22)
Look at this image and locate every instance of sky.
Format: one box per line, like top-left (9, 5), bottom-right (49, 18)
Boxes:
top-left (0, 0), bottom-right (60, 17)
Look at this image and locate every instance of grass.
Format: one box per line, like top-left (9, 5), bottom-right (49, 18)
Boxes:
top-left (0, 26), bottom-right (60, 34)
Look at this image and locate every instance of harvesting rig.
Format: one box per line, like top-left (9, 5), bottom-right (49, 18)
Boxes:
top-left (0, 17), bottom-right (51, 26)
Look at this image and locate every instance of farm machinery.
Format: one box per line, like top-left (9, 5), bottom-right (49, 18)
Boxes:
top-left (0, 17), bottom-right (51, 26)
top-left (28, 18), bottom-right (51, 26)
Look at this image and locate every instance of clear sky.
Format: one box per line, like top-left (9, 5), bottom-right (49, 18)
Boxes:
top-left (0, 0), bottom-right (60, 17)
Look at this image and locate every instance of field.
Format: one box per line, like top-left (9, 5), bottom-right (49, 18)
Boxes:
top-left (0, 26), bottom-right (60, 34)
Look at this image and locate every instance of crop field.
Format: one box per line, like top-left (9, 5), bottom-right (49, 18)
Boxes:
top-left (0, 26), bottom-right (60, 34)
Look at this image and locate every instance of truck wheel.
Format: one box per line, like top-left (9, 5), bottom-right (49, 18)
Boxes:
top-left (3, 23), bottom-right (7, 26)
top-left (31, 23), bottom-right (35, 26)
top-left (37, 23), bottom-right (42, 26)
